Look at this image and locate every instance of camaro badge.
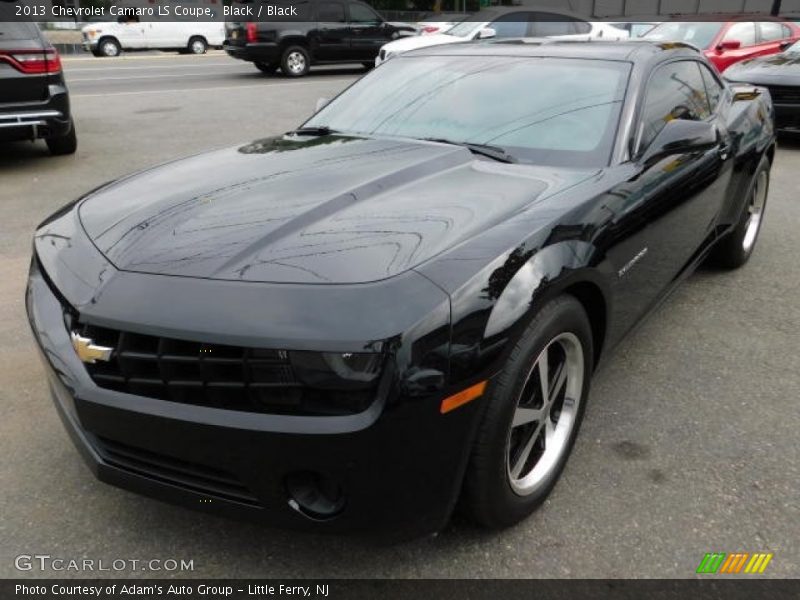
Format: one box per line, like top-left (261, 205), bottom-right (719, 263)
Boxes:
top-left (70, 332), bottom-right (113, 364)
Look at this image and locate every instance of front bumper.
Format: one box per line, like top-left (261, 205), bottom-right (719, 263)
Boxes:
top-left (774, 104), bottom-right (800, 133)
top-left (26, 253), bottom-right (484, 538)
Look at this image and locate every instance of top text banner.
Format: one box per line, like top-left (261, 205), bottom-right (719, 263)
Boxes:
top-left (2, 0), bottom-right (800, 23)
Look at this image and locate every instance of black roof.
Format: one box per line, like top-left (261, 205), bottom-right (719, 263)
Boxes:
top-left (404, 39), bottom-right (703, 62)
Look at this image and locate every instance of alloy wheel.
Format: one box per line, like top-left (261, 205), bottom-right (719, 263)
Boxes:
top-left (506, 332), bottom-right (584, 496)
top-left (742, 169), bottom-right (768, 253)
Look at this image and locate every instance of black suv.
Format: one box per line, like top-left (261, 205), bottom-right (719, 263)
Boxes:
top-left (0, 17), bottom-right (77, 155)
top-left (224, 0), bottom-right (416, 77)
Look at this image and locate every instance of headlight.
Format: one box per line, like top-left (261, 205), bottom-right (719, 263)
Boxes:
top-left (281, 352), bottom-right (385, 415)
top-left (290, 351), bottom-right (383, 391)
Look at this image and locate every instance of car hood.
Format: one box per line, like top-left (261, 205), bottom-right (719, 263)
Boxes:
top-left (725, 53), bottom-right (800, 84)
top-left (78, 135), bottom-right (595, 285)
top-left (383, 32), bottom-right (467, 54)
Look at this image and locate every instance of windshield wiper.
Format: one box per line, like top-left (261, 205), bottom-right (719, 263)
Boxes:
top-left (421, 138), bottom-right (517, 163)
top-left (287, 126), bottom-right (340, 136)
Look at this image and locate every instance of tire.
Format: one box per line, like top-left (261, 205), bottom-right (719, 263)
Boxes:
top-left (46, 119), bottom-right (77, 156)
top-left (187, 36), bottom-right (208, 55)
top-left (709, 154), bottom-right (770, 269)
top-left (255, 61), bottom-right (278, 74)
top-left (97, 37), bottom-right (121, 58)
top-left (462, 295), bottom-right (593, 529)
top-left (280, 45), bottom-right (310, 77)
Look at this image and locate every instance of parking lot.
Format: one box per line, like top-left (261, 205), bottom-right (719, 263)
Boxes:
top-left (1, 53), bottom-right (798, 578)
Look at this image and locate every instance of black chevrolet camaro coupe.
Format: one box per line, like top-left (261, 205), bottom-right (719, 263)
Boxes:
top-left (27, 41), bottom-right (776, 538)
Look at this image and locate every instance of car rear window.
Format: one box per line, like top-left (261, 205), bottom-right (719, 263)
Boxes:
top-left (0, 21), bottom-right (38, 41)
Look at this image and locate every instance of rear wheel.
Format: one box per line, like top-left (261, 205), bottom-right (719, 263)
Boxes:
top-left (187, 36), bottom-right (208, 55)
top-left (255, 61), bottom-right (278, 74)
top-left (280, 45), bottom-right (310, 77)
top-left (96, 37), bottom-right (121, 58)
top-left (709, 154), bottom-right (770, 269)
top-left (46, 119), bottom-right (77, 156)
top-left (462, 296), bottom-right (593, 529)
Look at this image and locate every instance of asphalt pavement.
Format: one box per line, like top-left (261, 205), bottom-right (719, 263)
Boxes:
top-left (0, 53), bottom-right (798, 579)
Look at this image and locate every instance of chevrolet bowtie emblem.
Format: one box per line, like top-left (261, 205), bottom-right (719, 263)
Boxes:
top-left (70, 332), bottom-right (113, 364)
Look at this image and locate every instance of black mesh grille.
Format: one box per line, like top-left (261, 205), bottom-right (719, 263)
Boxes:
top-left (767, 85), bottom-right (800, 105)
top-left (92, 436), bottom-right (261, 506)
top-left (75, 322), bottom-right (370, 415)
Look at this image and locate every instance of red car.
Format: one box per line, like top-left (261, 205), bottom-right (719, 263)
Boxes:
top-left (644, 20), bottom-right (800, 71)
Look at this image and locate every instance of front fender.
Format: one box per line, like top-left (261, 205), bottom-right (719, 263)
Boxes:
top-left (445, 240), bottom-right (610, 385)
top-left (484, 241), bottom-right (597, 338)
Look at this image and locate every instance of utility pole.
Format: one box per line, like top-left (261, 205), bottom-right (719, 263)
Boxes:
top-left (771, 0), bottom-right (782, 16)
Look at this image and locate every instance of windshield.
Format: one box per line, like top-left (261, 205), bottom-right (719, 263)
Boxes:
top-left (304, 55), bottom-right (631, 168)
top-left (444, 21), bottom-right (485, 38)
top-left (643, 22), bottom-right (724, 49)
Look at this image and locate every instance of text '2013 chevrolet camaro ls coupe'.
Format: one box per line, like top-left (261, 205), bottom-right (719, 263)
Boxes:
top-left (27, 40), bottom-right (776, 538)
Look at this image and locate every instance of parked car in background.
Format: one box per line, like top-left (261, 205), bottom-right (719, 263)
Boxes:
top-left (643, 19), bottom-right (800, 71)
top-left (416, 13), bottom-right (469, 35)
top-left (28, 40), bottom-right (775, 538)
top-left (725, 39), bottom-right (800, 133)
top-left (376, 8), bottom-right (629, 66)
top-left (82, 16), bottom-right (225, 57)
top-left (0, 17), bottom-right (76, 155)
top-left (224, 1), bottom-right (417, 77)
top-left (607, 21), bottom-right (659, 37)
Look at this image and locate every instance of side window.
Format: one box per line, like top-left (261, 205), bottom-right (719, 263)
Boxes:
top-left (759, 21), bottom-right (787, 42)
top-left (317, 2), bottom-right (346, 22)
top-left (699, 63), bottom-right (723, 113)
top-left (349, 3), bottom-right (380, 23)
top-left (638, 61), bottom-right (712, 153)
top-left (782, 24), bottom-right (793, 39)
top-left (530, 12), bottom-right (576, 37)
top-left (723, 22), bottom-right (756, 46)
top-left (488, 13), bottom-right (530, 38)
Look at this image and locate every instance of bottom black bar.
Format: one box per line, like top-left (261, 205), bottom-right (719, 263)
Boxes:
top-left (2, 580), bottom-right (799, 600)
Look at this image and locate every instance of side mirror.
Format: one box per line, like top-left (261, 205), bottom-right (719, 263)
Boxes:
top-left (717, 39), bottom-right (741, 52)
top-left (315, 97), bottom-right (330, 113)
top-left (779, 39), bottom-right (793, 51)
top-left (639, 119), bottom-right (717, 167)
top-left (477, 28), bottom-right (496, 40)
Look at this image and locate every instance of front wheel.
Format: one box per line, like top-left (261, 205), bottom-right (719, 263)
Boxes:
top-left (96, 37), bottom-right (121, 58)
top-left (280, 45), bottom-right (310, 77)
top-left (187, 36), bottom-right (208, 55)
top-left (709, 154), bottom-right (770, 269)
top-left (461, 295), bottom-right (593, 529)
